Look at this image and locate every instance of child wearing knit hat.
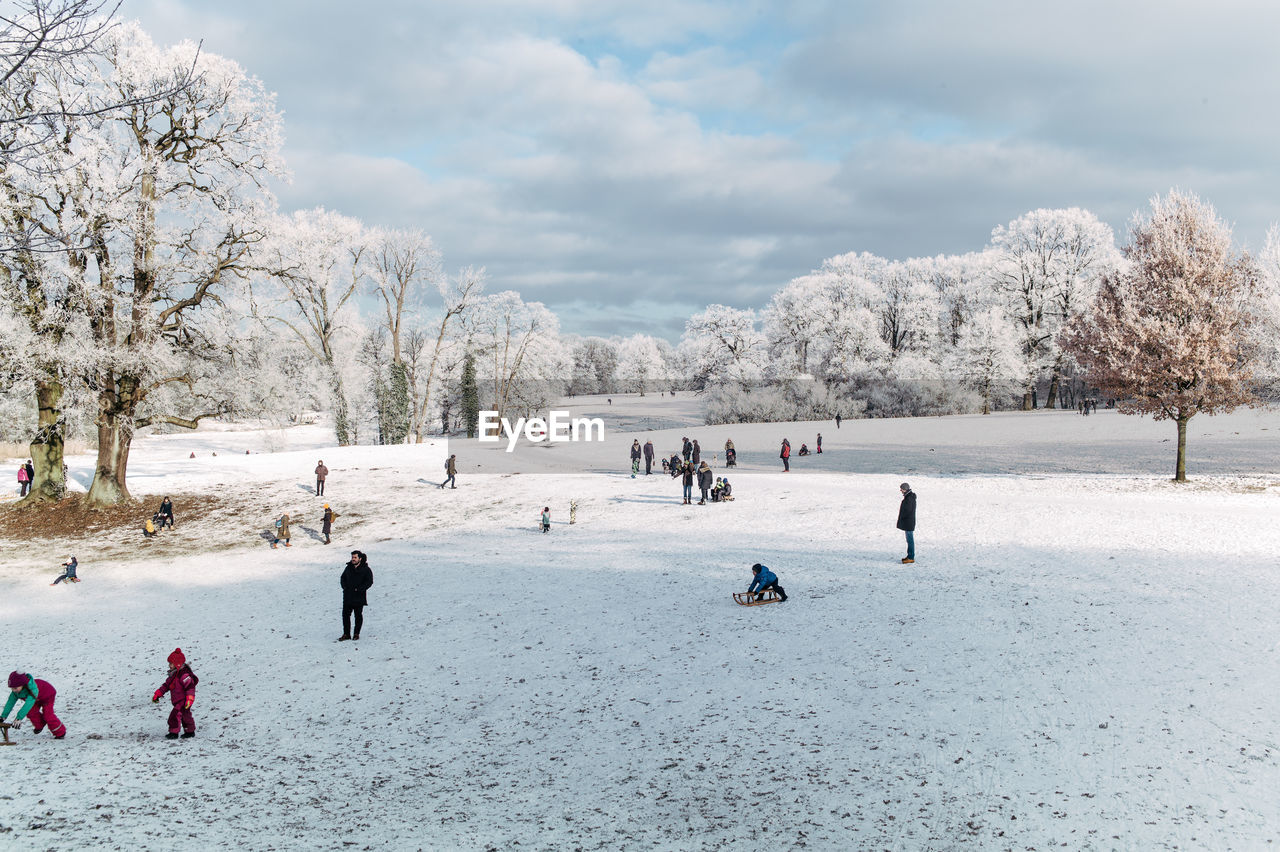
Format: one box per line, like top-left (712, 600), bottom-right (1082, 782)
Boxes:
top-left (152, 648), bottom-right (199, 739)
top-left (2, 670), bottom-right (66, 738)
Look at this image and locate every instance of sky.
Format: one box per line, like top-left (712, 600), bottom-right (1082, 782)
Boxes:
top-left (128, 0), bottom-right (1280, 340)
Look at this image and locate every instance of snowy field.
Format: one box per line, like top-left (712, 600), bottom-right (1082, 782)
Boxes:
top-left (1, 397), bottom-right (1279, 850)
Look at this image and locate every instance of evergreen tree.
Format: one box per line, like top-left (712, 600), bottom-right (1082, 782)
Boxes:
top-left (461, 352), bottom-right (479, 438)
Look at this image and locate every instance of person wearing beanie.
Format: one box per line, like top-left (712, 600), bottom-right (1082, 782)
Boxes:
top-left (339, 551), bottom-right (374, 641)
top-left (747, 563), bottom-right (787, 602)
top-left (321, 504), bottom-right (338, 545)
top-left (2, 671), bottom-right (66, 738)
top-left (152, 648), bottom-right (199, 739)
top-left (51, 555), bottom-right (78, 585)
top-left (897, 482), bottom-right (917, 564)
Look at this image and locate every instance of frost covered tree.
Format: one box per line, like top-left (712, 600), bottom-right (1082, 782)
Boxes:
top-left (1062, 191), bottom-right (1260, 481)
top-left (467, 290), bottom-right (565, 421)
top-left (681, 304), bottom-right (767, 388)
top-left (263, 208), bottom-right (366, 447)
top-left (614, 333), bottom-right (669, 395)
top-left (567, 336), bottom-right (618, 395)
top-left (951, 308), bottom-right (1023, 414)
top-left (404, 266), bottom-right (481, 441)
top-left (989, 208), bottom-right (1119, 409)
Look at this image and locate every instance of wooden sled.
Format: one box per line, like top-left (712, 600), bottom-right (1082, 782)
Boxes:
top-left (0, 722), bottom-right (15, 745)
top-left (733, 590), bottom-right (781, 606)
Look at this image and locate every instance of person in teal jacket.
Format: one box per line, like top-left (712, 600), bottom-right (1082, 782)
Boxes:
top-left (2, 671), bottom-right (66, 738)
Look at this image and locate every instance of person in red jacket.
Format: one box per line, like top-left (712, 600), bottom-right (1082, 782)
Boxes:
top-left (152, 648), bottom-right (199, 739)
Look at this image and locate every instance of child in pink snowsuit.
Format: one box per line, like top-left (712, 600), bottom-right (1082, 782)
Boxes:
top-left (2, 671), bottom-right (66, 738)
top-left (152, 648), bottom-right (198, 739)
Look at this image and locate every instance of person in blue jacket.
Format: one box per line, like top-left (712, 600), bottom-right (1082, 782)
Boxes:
top-left (748, 563), bottom-right (787, 602)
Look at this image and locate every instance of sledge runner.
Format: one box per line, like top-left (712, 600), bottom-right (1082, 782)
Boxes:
top-left (2, 671), bottom-right (66, 738)
top-left (152, 648), bottom-right (198, 739)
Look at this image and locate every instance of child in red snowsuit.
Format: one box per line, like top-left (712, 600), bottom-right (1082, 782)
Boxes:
top-left (2, 671), bottom-right (66, 738)
top-left (152, 648), bottom-right (198, 739)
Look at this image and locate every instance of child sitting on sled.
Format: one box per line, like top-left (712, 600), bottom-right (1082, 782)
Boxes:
top-left (748, 563), bottom-right (787, 602)
top-left (144, 515), bottom-right (157, 538)
top-left (51, 556), bottom-right (78, 585)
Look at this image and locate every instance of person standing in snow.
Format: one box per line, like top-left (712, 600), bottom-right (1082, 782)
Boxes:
top-left (16, 463), bottom-right (29, 497)
top-left (747, 563), bottom-right (787, 602)
top-left (680, 461), bottom-right (694, 505)
top-left (321, 504), bottom-right (338, 545)
top-left (440, 454), bottom-right (457, 489)
top-left (541, 506), bottom-right (551, 533)
top-left (2, 671), bottom-right (66, 738)
top-left (156, 496), bottom-right (175, 529)
top-left (697, 460), bottom-right (713, 505)
top-left (51, 556), bottom-right (78, 585)
top-left (272, 513), bottom-right (292, 548)
top-left (692, 439), bottom-right (701, 465)
top-left (152, 648), bottom-right (198, 739)
top-left (630, 440), bottom-right (641, 478)
top-left (682, 437), bottom-right (692, 462)
top-left (780, 438), bottom-right (791, 472)
top-left (897, 482), bottom-right (916, 564)
top-left (816, 433), bottom-right (822, 454)
top-left (835, 413), bottom-right (842, 429)
top-left (339, 550), bottom-right (374, 641)
top-left (643, 440), bottom-right (655, 475)
top-left (315, 460), bottom-right (329, 496)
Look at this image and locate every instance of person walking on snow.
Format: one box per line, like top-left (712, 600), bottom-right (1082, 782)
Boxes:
top-left (643, 440), bottom-right (655, 475)
top-left (541, 506), bottom-right (551, 533)
top-left (272, 513), bottom-right (292, 548)
top-left (780, 438), bottom-right (791, 472)
top-left (339, 550), bottom-right (374, 641)
top-left (51, 556), bottom-right (78, 585)
top-left (897, 482), bottom-right (916, 564)
top-left (315, 460), bottom-right (329, 496)
top-left (630, 440), bottom-right (641, 478)
top-left (681, 461), bottom-right (694, 505)
top-left (697, 460), bottom-right (713, 505)
top-left (3, 671), bottom-right (66, 738)
top-left (440, 454), bottom-right (457, 489)
top-left (321, 505), bottom-right (338, 544)
top-left (748, 563), bottom-right (787, 602)
top-left (152, 648), bottom-right (198, 739)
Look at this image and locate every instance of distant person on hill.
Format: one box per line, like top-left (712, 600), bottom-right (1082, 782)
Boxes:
top-left (798, 443), bottom-right (810, 456)
top-left (541, 506), bottom-right (551, 533)
top-left (151, 648), bottom-right (198, 739)
top-left (440, 454), bottom-right (457, 489)
top-left (747, 563), bottom-right (787, 602)
top-left (681, 462), bottom-right (694, 505)
top-left (321, 504), bottom-right (338, 544)
top-left (16, 463), bottom-right (29, 497)
top-left (835, 413), bottom-right (842, 429)
top-left (697, 460), bottom-right (713, 505)
top-left (724, 439), bottom-right (736, 467)
top-left (630, 440), bottom-right (642, 478)
top-left (816, 433), bottom-right (822, 454)
top-left (315, 460), bottom-right (329, 496)
top-left (51, 556), bottom-right (78, 585)
top-left (157, 497), bottom-right (175, 529)
top-left (272, 513), bottom-right (292, 548)
top-left (897, 483), bottom-right (916, 564)
top-left (780, 438), bottom-right (791, 472)
top-left (3, 671), bottom-right (66, 738)
top-left (692, 439), bottom-right (701, 465)
top-left (339, 550), bottom-right (374, 641)
top-left (643, 440), bottom-right (655, 475)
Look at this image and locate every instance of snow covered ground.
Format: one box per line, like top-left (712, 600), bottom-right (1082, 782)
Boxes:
top-left (1, 399), bottom-right (1278, 850)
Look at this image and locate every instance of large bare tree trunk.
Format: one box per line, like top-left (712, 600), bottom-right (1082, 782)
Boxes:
top-left (1046, 369), bottom-right (1060, 409)
top-left (1174, 414), bottom-right (1189, 482)
top-left (85, 375), bottom-right (138, 507)
top-left (23, 376), bottom-right (69, 503)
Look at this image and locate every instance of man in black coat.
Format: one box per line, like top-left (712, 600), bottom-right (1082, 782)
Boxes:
top-left (682, 437), bottom-right (692, 462)
top-left (897, 483), bottom-right (916, 564)
top-left (696, 461), bottom-right (713, 505)
top-left (643, 440), bottom-right (655, 475)
top-left (339, 551), bottom-right (374, 641)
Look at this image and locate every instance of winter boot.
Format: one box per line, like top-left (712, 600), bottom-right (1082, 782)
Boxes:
top-left (353, 633), bottom-right (360, 641)
top-left (181, 732), bottom-right (195, 739)
top-left (338, 634), bottom-right (351, 641)
top-left (901, 558), bottom-right (914, 564)
top-left (166, 732), bottom-right (179, 739)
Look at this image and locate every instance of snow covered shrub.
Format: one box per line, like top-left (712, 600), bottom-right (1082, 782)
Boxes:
top-left (703, 379), bottom-right (857, 425)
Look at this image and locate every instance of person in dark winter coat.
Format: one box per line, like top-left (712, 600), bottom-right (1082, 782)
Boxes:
top-left (3, 671), bottom-right (66, 738)
top-left (321, 504), bottom-right (338, 544)
top-left (897, 482), bottom-right (916, 563)
top-left (152, 648), bottom-right (198, 739)
top-left (816, 433), bottom-right (822, 454)
top-left (630, 440), bottom-right (642, 477)
top-left (692, 440), bottom-right (701, 465)
top-left (440, 455), bottom-right (457, 489)
top-left (669, 453), bottom-right (682, 478)
top-left (798, 443), bottom-right (810, 456)
top-left (680, 462), bottom-right (694, 505)
top-left (339, 551), bottom-right (374, 641)
top-left (157, 497), bottom-right (175, 529)
top-left (835, 413), bottom-right (842, 429)
top-left (696, 461), bottom-right (713, 505)
top-left (780, 439), bottom-right (791, 472)
top-left (748, 563), bottom-right (787, 602)
top-left (643, 440), bottom-right (655, 475)
top-left (724, 439), bottom-right (736, 467)
top-left (315, 461), bottom-right (329, 496)
top-left (51, 556), bottom-right (78, 585)
top-left (682, 437), bottom-right (692, 462)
